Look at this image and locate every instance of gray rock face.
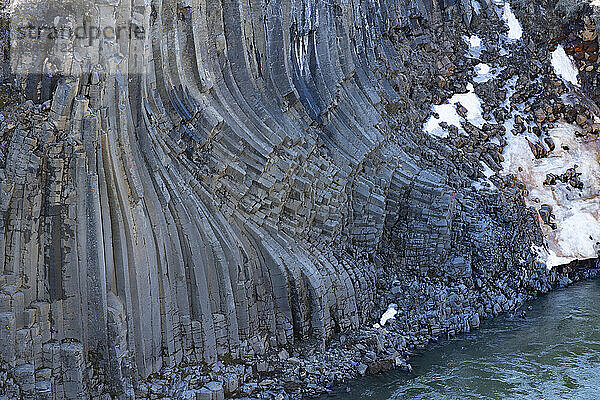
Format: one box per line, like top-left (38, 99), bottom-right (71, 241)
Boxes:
top-left (0, 0), bottom-right (589, 397)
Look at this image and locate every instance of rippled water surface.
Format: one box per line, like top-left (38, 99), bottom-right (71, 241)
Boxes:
top-left (321, 279), bottom-right (600, 399)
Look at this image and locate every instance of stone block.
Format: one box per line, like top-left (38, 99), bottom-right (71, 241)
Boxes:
top-left (15, 328), bottom-right (32, 364)
top-left (205, 381), bottom-right (224, 400)
top-left (11, 291), bottom-right (25, 329)
top-left (222, 373), bottom-right (239, 394)
top-left (13, 363), bottom-right (34, 399)
top-left (0, 312), bottom-right (16, 367)
top-left (194, 388), bottom-right (212, 400)
top-left (60, 342), bottom-right (85, 400)
top-left (35, 380), bottom-right (52, 400)
top-left (0, 293), bottom-right (10, 312)
top-left (22, 308), bottom-right (36, 328)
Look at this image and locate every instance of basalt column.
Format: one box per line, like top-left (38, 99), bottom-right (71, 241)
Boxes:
top-left (0, 0), bottom-right (544, 398)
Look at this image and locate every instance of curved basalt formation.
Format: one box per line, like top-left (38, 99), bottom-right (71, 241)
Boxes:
top-left (0, 0), bottom-right (598, 398)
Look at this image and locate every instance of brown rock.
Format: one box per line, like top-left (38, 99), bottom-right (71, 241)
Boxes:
top-left (543, 173), bottom-right (557, 185)
top-left (526, 138), bottom-right (547, 159)
top-left (456, 102), bottom-right (468, 119)
top-left (583, 40), bottom-right (598, 53)
top-left (544, 137), bottom-right (555, 152)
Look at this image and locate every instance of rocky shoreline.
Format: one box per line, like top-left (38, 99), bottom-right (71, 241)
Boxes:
top-left (128, 261), bottom-right (598, 400)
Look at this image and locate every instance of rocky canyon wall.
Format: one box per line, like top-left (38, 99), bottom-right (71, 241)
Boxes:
top-left (0, 0), bottom-right (593, 398)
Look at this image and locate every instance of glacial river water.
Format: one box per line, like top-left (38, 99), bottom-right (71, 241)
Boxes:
top-left (321, 278), bottom-right (600, 399)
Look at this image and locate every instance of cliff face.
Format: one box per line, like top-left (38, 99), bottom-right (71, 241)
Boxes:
top-left (0, 0), bottom-right (590, 397)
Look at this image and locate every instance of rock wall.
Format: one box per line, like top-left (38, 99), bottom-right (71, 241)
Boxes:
top-left (0, 0), bottom-right (581, 398)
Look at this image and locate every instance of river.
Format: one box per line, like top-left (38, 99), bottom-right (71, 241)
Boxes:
top-left (320, 278), bottom-right (600, 399)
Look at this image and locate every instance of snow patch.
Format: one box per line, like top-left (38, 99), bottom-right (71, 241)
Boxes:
top-left (551, 45), bottom-right (579, 86)
top-left (424, 83), bottom-right (485, 137)
top-left (464, 35), bottom-right (483, 58)
top-left (546, 250), bottom-right (572, 269)
top-left (502, 3), bottom-right (523, 40)
top-left (474, 63), bottom-right (496, 83)
top-left (466, 35), bottom-right (481, 48)
top-left (375, 304), bottom-right (398, 328)
top-left (424, 104), bottom-right (461, 138)
top-left (551, 207), bottom-right (600, 266)
top-left (471, 179), bottom-right (497, 191)
top-left (502, 122), bottom-right (600, 266)
top-left (475, 63), bottom-right (490, 75)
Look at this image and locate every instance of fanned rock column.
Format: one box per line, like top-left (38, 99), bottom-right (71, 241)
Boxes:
top-left (0, 0), bottom-right (563, 397)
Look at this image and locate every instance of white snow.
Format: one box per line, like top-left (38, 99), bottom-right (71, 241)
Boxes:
top-left (464, 35), bottom-right (483, 58)
top-left (531, 244), bottom-right (549, 266)
top-left (375, 304), bottom-right (398, 328)
top-left (475, 63), bottom-right (490, 76)
top-left (466, 35), bottom-right (482, 48)
top-left (474, 63), bottom-right (496, 83)
top-left (502, 3), bottom-right (523, 40)
top-left (550, 206), bottom-right (600, 265)
top-left (451, 84), bottom-right (485, 127)
top-left (546, 250), bottom-right (572, 269)
top-left (551, 45), bottom-right (579, 86)
top-left (424, 104), bottom-right (461, 138)
top-left (500, 67), bottom-right (600, 267)
top-left (424, 83), bottom-right (485, 137)
top-left (501, 122), bottom-right (600, 267)
top-left (471, 179), bottom-right (496, 191)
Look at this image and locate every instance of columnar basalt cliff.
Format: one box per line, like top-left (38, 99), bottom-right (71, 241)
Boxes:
top-left (0, 0), bottom-right (598, 398)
